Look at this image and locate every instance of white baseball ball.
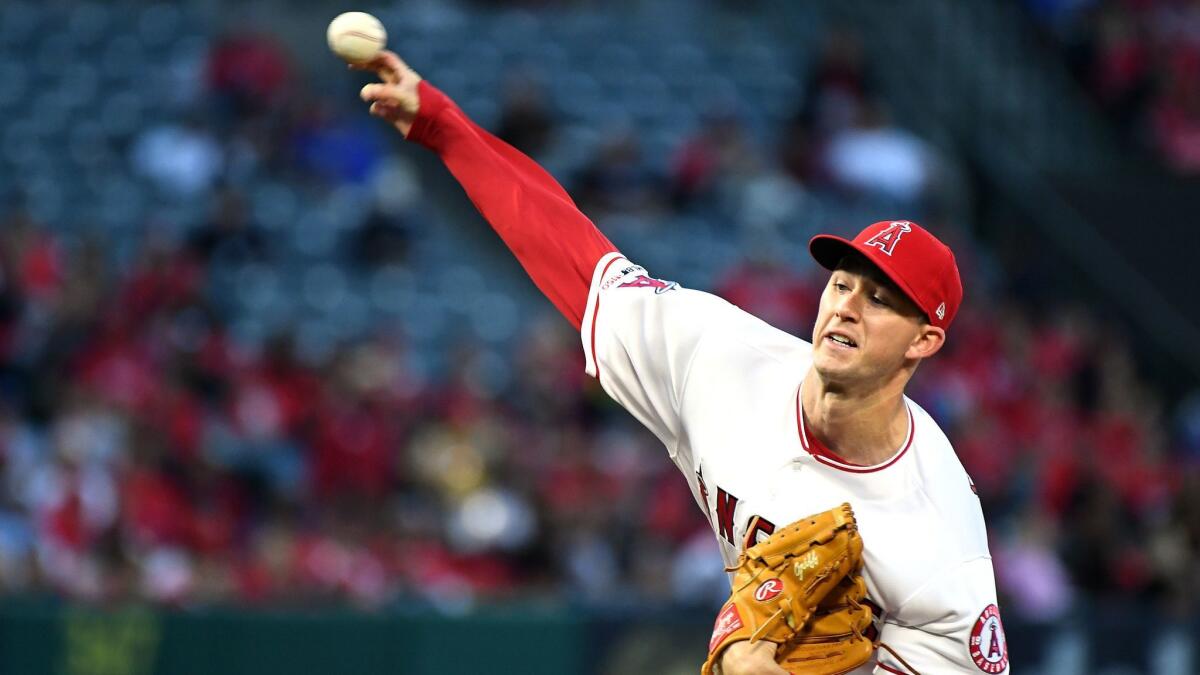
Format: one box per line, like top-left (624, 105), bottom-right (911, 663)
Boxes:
top-left (326, 11), bottom-right (387, 63)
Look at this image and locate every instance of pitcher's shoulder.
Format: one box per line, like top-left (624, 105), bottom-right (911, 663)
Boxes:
top-left (906, 400), bottom-right (971, 484)
top-left (906, 400), bottom-right (991, 542)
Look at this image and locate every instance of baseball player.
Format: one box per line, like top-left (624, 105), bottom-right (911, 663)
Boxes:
top-left (356, 51), bottom-right (1008, 675)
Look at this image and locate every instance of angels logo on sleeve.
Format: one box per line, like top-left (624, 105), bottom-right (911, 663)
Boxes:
top-left (618, 274), bottom-right (678, 294)
top-left (968, 604), bottom-right (1009, 673)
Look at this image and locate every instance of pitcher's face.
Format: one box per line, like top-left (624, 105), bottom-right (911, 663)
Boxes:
top-left (810, 255), bottom-right (933, 386)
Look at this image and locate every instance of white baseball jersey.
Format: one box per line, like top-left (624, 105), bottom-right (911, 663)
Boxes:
top-left (580, 253), bottom-right (1010, 675)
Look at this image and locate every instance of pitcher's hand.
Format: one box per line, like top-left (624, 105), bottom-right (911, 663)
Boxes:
top-left (719, 641), bottom-right (789, 675)
top-left (353, 50), bottom-right (422, 137)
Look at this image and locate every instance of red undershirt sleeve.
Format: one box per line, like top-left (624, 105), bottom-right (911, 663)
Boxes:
top-left (405, 80), bottom-right (619, 330)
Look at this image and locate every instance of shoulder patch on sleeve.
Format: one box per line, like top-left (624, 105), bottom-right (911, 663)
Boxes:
top-left (617, 275), bottom-right (678, 294)
top-left (597, 261), bottom-right (679, 294)
top-left (969, 604), bottom-right (1008, 673)
top-left (599, 263), bottom-right (647, 290)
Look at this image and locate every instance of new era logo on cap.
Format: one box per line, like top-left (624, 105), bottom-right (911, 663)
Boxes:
top-left (809, 220), bottom-right (963, 330)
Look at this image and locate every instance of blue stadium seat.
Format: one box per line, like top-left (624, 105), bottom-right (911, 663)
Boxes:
top-left (368, 265), bottom-right (417, 316)
top-left (468, 291), bottom-right (520, 343)
top-left (302, 264), bottom-right (349, 314)
top-left (399, 294), bottom-right (450, 345)
top-left (251, 182), bottom-right (301, 233)
top-left (290, 211), bottom-right (340, 259)
top-left (0, 2), bottom-right (39, 49)
top-left (137, 4), bottom-right (184, 52)
top-left (99, 91), bottom-right (146, 138)
top-left (100, 34), bottom-right (144, 81)
top-left (235, 264), bottom-right (283, 314)
top-left (0, 59), bottom-right (28, 110)
top-left (67, 3), bottom-right (112, 49)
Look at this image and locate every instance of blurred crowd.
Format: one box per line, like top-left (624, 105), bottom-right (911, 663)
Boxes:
top-left (0, 12), bottom-right (1197, 633)
top-left (1025, 0), bottom-right (1200, 173)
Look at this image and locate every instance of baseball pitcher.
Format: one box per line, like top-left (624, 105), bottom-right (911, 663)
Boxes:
top-left (354, 51), bottom-right (1008, 675)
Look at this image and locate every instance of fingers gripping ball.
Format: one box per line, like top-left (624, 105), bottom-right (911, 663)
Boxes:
top-left (327, 11), bottom-right (387, 63)
top-left (701, 504), bottom-right (869, 675)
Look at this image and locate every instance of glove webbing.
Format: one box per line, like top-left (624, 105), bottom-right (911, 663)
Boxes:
top-left (774, 575), bottom-right (923, 675)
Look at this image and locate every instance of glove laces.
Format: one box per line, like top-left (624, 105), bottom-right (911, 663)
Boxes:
top-left (837, 596), bottom-right (921, 675)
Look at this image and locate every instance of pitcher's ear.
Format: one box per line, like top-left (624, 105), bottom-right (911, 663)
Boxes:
top-left (906, 323), bottom-right (945, 360)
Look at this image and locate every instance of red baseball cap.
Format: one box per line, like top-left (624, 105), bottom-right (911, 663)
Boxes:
top-left (808, 220), bottom-right (963, 330)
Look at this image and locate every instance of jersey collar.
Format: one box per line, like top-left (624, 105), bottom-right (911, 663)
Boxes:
top-left (794, 383), bottom-right (915, 474)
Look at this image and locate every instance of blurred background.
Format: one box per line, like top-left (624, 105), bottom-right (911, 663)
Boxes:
top-left (0, 0), bottom-right (1198, 673)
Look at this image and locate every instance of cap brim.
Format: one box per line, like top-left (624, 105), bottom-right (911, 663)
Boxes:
top-left (808, 234), bottom-right (929, 321)
top-left (808, 234), bottom-right (858, 272)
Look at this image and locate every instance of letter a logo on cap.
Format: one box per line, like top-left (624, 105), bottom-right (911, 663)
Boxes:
top-left (864, 221), bottom-right (912, 256)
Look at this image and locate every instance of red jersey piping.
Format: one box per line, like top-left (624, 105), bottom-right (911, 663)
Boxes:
top-left (794, 384), bottom-right (914, 474)
top-left (588, 256), bottom-right (623, 383)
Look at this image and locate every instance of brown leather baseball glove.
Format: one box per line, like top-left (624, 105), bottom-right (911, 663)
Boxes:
top-left (701, 503), bottom-right (874, 675)
top-left (776, 573), bottom-right (875, 674)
